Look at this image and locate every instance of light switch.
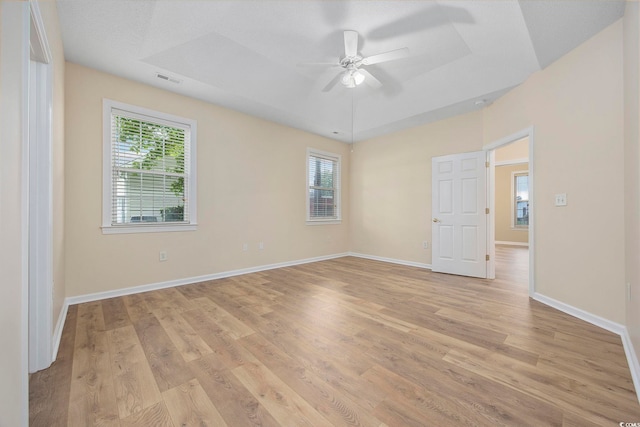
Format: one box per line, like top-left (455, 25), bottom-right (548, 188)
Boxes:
top-left (555, 193), bottom-right (567, 206)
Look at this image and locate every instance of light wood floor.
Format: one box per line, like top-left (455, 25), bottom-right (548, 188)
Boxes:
top-left (30, 246), bottom-right (640, 426)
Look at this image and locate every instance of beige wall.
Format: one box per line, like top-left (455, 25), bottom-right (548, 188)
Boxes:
top-left (349, 110), bottom-right (484, 264)
top-left (484, 20), bottom-right (625, 323)
top-left (39, 0), bottom-right (67, 354)
top-left (0, 2), bottom-right (28, 425)
top-left (64, 63), bottom-right (350, 297)
top-left (495, 163), bottom-right (529, 244)
top-left (624, 2), bottom-right (640, 370)
top-left (495, 137), bottom-right (528, 163)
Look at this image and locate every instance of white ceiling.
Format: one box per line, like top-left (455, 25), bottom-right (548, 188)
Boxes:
top-left (57, 0), bottom-right (625, 143)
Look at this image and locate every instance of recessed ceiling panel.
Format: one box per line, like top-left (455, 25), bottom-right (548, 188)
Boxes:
top-left (142, 31), bottom-right (316, 114)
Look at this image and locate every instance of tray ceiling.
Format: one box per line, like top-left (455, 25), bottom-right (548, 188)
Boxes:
top-left (57, 0), bottom-right (625, 142)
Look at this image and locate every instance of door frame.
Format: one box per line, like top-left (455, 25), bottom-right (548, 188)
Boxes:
top-left (484, 126), bottom-right (535, 296)
top-left (28, 0), bottom-right (54, 372)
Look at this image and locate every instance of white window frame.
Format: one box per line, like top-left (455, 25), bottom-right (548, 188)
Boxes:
top-left (102, 99), bottom-right (197, 234)
top-left (306, 148), bottom-right (341, 225)
top-left (511, 170), bottom-right (529, 230)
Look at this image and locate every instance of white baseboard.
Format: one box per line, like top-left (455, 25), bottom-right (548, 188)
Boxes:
top-left (621, 328), bottom-right (640, 404)
top-left (495, 241), bottom-right (529, 247)
top-left (533, 292), bottom-right (640, 404)
top-left (531, 292), bottom-right (624, 335)
top-left (348, 252), bottom-right (432, 270)
top-left (51, 302), bottom-right (68, 362)
top-left (64, 252), bottom-right (349, 307)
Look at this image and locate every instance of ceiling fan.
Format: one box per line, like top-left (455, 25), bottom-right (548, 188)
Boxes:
top-left (300, 30), bottom-right (409, 92)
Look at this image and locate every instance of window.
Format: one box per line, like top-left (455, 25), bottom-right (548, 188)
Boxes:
top-left (102, 99), bottom-right (197, 234)
top-left (307, 149), bottom-right (341, 224)
top-left (513, 171), bottom-right (529, 228)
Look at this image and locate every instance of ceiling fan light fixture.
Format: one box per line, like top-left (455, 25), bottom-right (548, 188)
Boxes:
top-left (341, 71), bottom-right (352, 86)
top-left (353, 70), bottom-right (365, 85)
top-left (341, 69), bottom-right (364, 88)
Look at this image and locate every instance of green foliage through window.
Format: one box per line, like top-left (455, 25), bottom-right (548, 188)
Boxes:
top-left (111, 113), bottom-right (188, 224)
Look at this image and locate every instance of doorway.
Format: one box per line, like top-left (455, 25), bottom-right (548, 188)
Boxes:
top-left (485, 127), bottom-right (535, 296)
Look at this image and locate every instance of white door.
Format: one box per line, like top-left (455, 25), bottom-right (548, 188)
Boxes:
top-left (432, 151), bottom-right (487, 278)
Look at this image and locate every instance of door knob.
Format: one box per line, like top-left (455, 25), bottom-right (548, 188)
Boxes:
top-left (432, 218), bottom-right (441, 223)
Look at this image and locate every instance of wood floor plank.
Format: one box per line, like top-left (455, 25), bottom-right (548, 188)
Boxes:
top-left (29, 247), bottom-right (640, 425)
top-left (132, 314), bottom-right (195, 392)
top-left (153, 306), bottom-right (213, 362)
top-left (155, 287), bottom-right (196, 313)
top-left (240, 332), bottom-right (386, 426)
top-left (442, 347), bottom-right (637, 424)
top-left (174, 281), bottom-right (215, 300)
top-left (119, 401), bottom-right (175, 427)
top-left (311, 290), bottom-right (417, 333)
top-left (537, 353), bottom-right (635, 392)
top-left (192, 296), bottom-right (255, 339)
top-left (362, 364), bottom-right (476, 426)
top-left (102, 297), bottom-right (132, 330)
top-left (181, 308), bottom-right (249, 369)
top-left (367, 341), bottom-right (565, 426)
top-left (505, 332), bottom-right (631, 370)
top-left (561, 411), bottom-right (605, 427)
top-left (162, 379), bottom-right (228, 427)
top-left (256, 308), bottom-right (376, 380)
top-left (231, 350), bottom-right (331, 426)
top-left (122, 293), bottom-right (153, 322)
top-left (238, 311), bottom-right (387, 412)
top-left (189, 353), bottom-right (281, 427)
top-left (107, 325), bottom-right (162, 419)
top-left (232, 279), bottom-right (284, 301)
top-left (29, 305), bottom-right (78, 427)
top-left (68, 302), bottom-right (120, 426)
top-left (142, 288), bottom-right (173, 311)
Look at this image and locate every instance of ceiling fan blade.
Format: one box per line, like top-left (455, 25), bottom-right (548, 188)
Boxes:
top-left (359, 68), bottom-right (382, 89)
top-left (321, 72), bottom-right (343, 92)
top-left (361, 47), bottom-right (409, 66)
top-left (344, 30), bottom-right (358, 57)
top-left (297, 61), bottom-right (340, 68)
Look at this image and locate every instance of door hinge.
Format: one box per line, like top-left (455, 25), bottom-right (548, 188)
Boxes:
top-left (485, 161), bottom-right (490, 168)
top-left (486, 254), bottom-right (490, 261)
top-left (485, 208), bottom-right (489, 214)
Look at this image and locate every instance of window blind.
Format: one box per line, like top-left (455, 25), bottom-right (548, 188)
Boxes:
top-left (110, 109), bottom-right (190, 225)
top-left (308, 153), bottom-right (339, 219)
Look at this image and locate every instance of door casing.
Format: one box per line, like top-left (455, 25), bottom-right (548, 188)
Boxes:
top-left (28, 0), bottom-right (54, 373)
top-left (484, 127), bottom-right (535, 296)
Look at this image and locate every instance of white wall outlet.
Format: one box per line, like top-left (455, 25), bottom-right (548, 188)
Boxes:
top-left (159, 250), bottom-right (168, 262)
top-left (555, 193), bottom-right (567, 207)
top-left (259, 242), bottom-right (264, 250)
top-left (242, 243), bottom-right (248, 251)
top-left (422, 241), bottom-right (429, 249)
